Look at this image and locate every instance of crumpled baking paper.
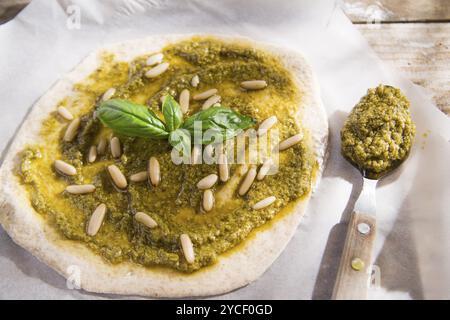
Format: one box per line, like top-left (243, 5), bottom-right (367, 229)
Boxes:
top-left (0, 0), bottom-right (449, 299)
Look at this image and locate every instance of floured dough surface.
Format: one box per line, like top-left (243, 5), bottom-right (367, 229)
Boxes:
top-left (0, 34), bottom-right (328, 297)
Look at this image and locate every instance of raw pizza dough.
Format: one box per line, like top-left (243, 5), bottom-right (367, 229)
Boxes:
top-left (0, 34), bottom-right (328, 298)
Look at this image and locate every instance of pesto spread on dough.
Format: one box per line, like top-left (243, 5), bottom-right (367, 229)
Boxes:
top-left (19, 37), bottom-right (317, 272)
top-left (341, 85), bottom-right (415, 178)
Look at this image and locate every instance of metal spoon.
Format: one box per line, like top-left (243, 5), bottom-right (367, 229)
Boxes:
top-left (332, 152), bottom-right (411, 300)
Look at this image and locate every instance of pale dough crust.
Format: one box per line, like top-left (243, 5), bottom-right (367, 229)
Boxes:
top-left (0, 34), bottom-right (328, 298)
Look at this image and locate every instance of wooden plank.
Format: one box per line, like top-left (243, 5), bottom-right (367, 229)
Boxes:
top-left (2, 0), bottom-right (450, 24)
top-left (356, 23), bottom-right (450, 114)
top-left (0, 1), bottom-right (448, 115)
top-left (343, 0), bottom-right (450, 23)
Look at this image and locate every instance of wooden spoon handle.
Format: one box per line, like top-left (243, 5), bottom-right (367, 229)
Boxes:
top-left (332, 211), bottom-right (377, 300)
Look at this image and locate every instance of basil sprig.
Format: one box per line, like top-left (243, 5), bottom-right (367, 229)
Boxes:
top-left (161, 95), bottom-right (183, 132)
top-left (182, 106), bottom-right (255, 144)
top-left (97, 95), bottom-right (255, 150)
top-left (97, 99), bottom-right (168, 139)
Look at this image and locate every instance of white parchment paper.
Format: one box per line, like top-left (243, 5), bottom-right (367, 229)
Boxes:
top-left (0, 0), bottom-right (449, 300)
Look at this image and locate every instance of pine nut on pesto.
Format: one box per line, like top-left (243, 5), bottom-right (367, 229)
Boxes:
top-left (135, 212), bottom-right (158, 229)
top-left (218, 153), bottom-right (229, 182)
top-left (88, 146), bottom-right (97, 163)
top-left (202, 94), bottom-right (221, 110)
top-left (179, 89), bottom-right (190, 113)
top-left (191, 74), bottom-right (200, 87)
top-left (107, 165), bottom-right (127, 190)
top-left (145, 62), bottom-right (169, 78)
top-left (193, 88), bottom-right (217, 100)
top-left (278, 133), bottom-right (303, 151)
top-left (102, 87), bottom-right (116, 101)
top-left (341, 85), bottom-right (415, 178)
top-left (204, 144), bottom-right (215, 159)
top-left (257, 158), bottom-right (273, 181)
top-left (180, 234), bottom-right (195, 264)
top-left (97, 137), bottom-right (107, 155)
top-left (57, 106), bottom-right (73, 121)
top-left (148, 157), bottom-right (160, 186)
top-left (191, 144), bottom-right (201, 164)
top-left (257, 116), bottom-right (277, 136)
top-left (110, 137), bottom-right (121, 158)
top-left (146, 53), bottom-right (164, 66)
top-left (202, 189), bottom-right (214, 212)
top-left (240, 80), bottom-right (267, 90)
top-left (252, 196), bottom-right (276, 210)
top-left (66, 184), bottom-right (95, 194)
top-left (239, 166), bottom-right (257, 196)
top-left (197, 174), bottom-right (218, 189)
top-left (54, 160), bottom-right (77, 176)
top-left (63, 118), bottom-right (80, 142)
top-left (87, 204), bottom-right (107, 236)
top-left (129, 171), bottom-right (148, 182)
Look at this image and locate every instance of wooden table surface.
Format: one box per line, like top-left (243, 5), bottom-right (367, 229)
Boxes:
top-left (1, 0), bottom-right (449, 115)
top-left (344, 0), bottom-right (450, 115)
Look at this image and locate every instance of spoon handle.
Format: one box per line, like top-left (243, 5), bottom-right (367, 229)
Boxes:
top-left (332, 211), bottom-right (377, 300)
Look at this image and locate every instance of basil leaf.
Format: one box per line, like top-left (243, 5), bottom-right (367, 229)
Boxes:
top-left (162, 95), bottom-right (183, 132)
top-left (97, 99), bottom-right (168, 139)
top-left (182, 105), bottom-right (255, 144)
top-left (169, 128), bottom-right (191, 158)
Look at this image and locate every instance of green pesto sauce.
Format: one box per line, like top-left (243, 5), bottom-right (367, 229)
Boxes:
top-left (19, 37), bottom-right (317, 272)
top-left (341, 85), bottom-right (415, 178)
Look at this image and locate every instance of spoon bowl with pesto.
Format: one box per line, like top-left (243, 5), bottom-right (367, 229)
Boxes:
top-left (332, 85), bottom-right (416, 300)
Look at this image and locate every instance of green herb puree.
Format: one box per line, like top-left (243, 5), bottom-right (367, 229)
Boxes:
top-left (341, 85), bottom-right (415, 178)
top-left (19, 37), bottom-right (317, 272)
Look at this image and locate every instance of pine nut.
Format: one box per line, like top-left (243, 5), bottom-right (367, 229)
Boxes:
top-left (145, 62), bottom-right (169, 78)
top-left (241, 80), bottom-right (267, 90)
top-left (252, 196), bottom-right (276, 210)
top-left (238, 166), bottom-right (257, 196)
top-left (193, 89), bottom-right (217, 100)
top-left (203, 189), bottom-right (214, 212)
top-left (180, 234), bottom-right (195, 264)
top-left (179, 89), bottom-right (190, 113)
top-left (110, 137), bottom-right (121, 158)
top-left (107, 165), bottom-right (127, 189)
top-left (54, 160), bottom-right (77, 176)
top-left (191, 75), bottom-right (200, 87)
top-left (191, 144), bottom-right (201, 164)
top-left (57, 106), bottom-right (73, 121)
top-left (97, 137), bottom-right (107, 155)
top-left (257, 158), bottom-right (273, 180)
top-left (148, 157), bottom-right (160, 186)
top-left (279, 133), bottom-right (303, 151)
top-left (102, 87), bottom-right (116, 101)
top-left (202, 95), bottom-right (221, 110)
top-left (146, 53), bottom-right (163, 66)
top-left (257, 116), bottom-right (278, 136)
top-left (160, 95), bottom-right (165, 104)
top-left (87, 203), bottom-right (107, 236)
top-left (197, 174), bottom-right (218, 189)
top-left (204, 144), bottom-right (215, 159)
top-left (129, 171), bottom-right (148, 182)
top-left (66, 184), bottom-right (95, 194)
top-left (63, 118), bottom-right (81, 142)
top-left (88, 146), bottom-right (97, 163)
top-left (218, 153), bottom-right (229, 182)
top-left (135, 212), bottom-right (158, 228)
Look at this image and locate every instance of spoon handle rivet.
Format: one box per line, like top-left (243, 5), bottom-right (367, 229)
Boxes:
top-left (351, 258), bottom-right (365, 271)
top-left (357, 222), bottom-right (371, 235)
